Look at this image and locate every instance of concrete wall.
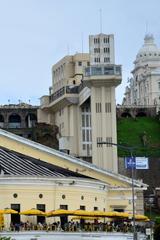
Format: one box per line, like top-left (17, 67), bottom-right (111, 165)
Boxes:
top-left (91, 85), bottom-right (118, 172)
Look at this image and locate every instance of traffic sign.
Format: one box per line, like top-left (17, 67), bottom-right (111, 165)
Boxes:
top-left (125, 157), bottom-right (136, 169)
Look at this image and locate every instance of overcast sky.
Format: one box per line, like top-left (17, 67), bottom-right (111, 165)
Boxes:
top-left (0, 0), bottom-right (160, 105)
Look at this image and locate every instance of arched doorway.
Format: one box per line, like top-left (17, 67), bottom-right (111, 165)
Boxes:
top-left (0, 115), bottom-right (4, 128)
top-left (25, 114), bottom-right (37, 128)
top-left (136, 112), bottom-right (147, 117)
top-left (8, 114), bottom-right (21, 128)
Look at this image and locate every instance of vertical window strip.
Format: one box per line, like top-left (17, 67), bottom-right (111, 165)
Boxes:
top-left (94, 48), bottom-right (100, 53)
top-left (86, 115), bottom-right (89, 127)
top-left (104, 57), bottom-right (110, 63)
top-left (86, 144), bottom-right (89, 156)
top-left (82, 115), bottom-right (85, 127)
top-left (106, 137), bottom-right (112, 147)
top-left (105, 102), bottom-right (111, 113)
top-left (82, 130), bottom-right (85, 141)
top-left (103, 37), bottom-right (110, 43)
top-left (96, 103), bottom-right (102, 113)
top-left (81, 105), bottom-right (92, 156)
top-left (97, 137), bottom-right (102, 148)
top-left (90, 130), bottom-right (92, 142)
top-left (104, 47), bottom-right (110, 53)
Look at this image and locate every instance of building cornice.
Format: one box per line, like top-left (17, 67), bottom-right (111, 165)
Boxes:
top-left (0, 176), bottom-right (109, 191)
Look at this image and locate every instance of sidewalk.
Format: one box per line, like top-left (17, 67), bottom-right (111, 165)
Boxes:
top-left (0, 231), bottom-right (147, 240)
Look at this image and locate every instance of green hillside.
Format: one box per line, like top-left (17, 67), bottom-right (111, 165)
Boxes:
top-left (117, 117), bottom-right (160, 157)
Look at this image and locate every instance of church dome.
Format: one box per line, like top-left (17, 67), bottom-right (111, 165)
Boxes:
top-left (135, 34), bottom-right (160, 62)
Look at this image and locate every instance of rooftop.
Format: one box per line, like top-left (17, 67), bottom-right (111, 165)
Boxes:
top-left (0, 147), bottom-right (90, 178)
top-left (0, 103), bottom-right (38, 109)
top-left (0, 128), bottom-right (147, 188)
top-left (135, 34), bottom-right (160, 62)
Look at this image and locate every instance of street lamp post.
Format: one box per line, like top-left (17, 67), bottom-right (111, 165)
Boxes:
top-left (98, 141), bottom-right (137, 240)
top-left (148, 196), bottom-right (154, 220)
top-left (148, 196), bottom-right (154, 240)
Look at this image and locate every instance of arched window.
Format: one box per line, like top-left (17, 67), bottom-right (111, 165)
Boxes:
top-left (121, 112), bottom-right (131, 118)
top-left (25, 113), bottom-right (37, 128)
top-left (0, 114), bottom-right (4, 128)
top-left (8, 114), bottom-right (21, 128)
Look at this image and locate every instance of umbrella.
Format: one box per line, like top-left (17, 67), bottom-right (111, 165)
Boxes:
top-left (83, 211), bottom-right (129, 218)
top-left (0, 210), bottom-right (5, 214)
top-left (73, 210), bottom-right (95, 217)
top-left (0, 209), bottom-right (18, 214)
top-left (71, 216), bottom-right (102, 221)
top-left (46, 209), bottom-right (74, 217)
top-left (119, 212), bottom-right (129, 218)
top-left (96, 211), bottom-right (122, 218)
top-left (104, 211), bottom-right (121, 218)
top-left (87, 211), bottom-right (106, 217)
top-left (20, 209), bottom-right (45, 216)
top-left (128, 214), bottom-right (149, 221)
top-left (0, 209), bottom-right (18, 230)
top-left (0, 214), bottom-right (4, 228)
top-left (20, 209), bottom-right (45, 226)
top-left (111, 212), bottom-right (129, 218)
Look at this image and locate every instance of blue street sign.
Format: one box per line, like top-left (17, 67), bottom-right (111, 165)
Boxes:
top-left (125, 157), bottom-right (149, 169)
top-left (125, 157), bottom-right (136, 169)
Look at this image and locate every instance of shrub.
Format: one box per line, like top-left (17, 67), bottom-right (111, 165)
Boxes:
top-left (155, 217), bottom-right (160, 224)
top-left (0, 237), bottom-right (12, 240)
top-left (154, 224), bottom-right (160, 240)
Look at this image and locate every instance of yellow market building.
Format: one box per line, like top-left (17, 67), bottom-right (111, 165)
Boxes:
top-left (0, 129), bottom-right (147, 228)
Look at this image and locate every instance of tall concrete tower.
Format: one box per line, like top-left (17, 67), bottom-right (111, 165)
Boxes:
top-left (83, 33), bottom-right (122, 172)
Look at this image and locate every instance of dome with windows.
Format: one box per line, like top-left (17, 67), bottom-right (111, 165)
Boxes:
top-left (135, 34), bottom-right (160, 63)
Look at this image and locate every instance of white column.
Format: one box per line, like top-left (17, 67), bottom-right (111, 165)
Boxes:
top-left (111, 86), bottom-right (118, 173)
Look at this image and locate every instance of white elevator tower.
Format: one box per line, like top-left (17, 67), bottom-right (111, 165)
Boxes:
top-left (84, 33), bottom-right (122, 172)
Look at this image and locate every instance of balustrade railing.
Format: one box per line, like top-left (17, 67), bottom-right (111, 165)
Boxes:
top-left (49, 86), bottom-right (80, 103)
top-left (49, 65), bottom-right (122, 104)
top-left (84, 65), bottom-right (122, 77)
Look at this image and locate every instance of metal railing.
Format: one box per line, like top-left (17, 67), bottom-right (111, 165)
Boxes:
top-left (49, 65), bottom-right (122, 104)
top-left (84, 65), bottom-right (122, 77)
top-left (0, 105), bottom-right (38, 109)
top-left (49, 86), bottom-right (79, 103)
top-left (117, 105), bottom-right (157, 109)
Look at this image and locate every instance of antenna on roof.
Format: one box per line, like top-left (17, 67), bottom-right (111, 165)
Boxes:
top-left (145, 21), bottom-right (148, 35)
top-left (81, 32), bottom-right (84, 54)
top-left (99, 8), bottom-right (102, 33)
top-left (67, 44), bottom-right (70, 55)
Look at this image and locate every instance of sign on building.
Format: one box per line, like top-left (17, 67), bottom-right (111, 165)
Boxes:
top-left (135, 157), bottom-right (149, 169)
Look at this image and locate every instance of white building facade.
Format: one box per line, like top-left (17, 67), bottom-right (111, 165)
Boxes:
top-left (123, 34), bottom-right (160, 111)
top-left (39, 33), bottom-right (122, 173)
